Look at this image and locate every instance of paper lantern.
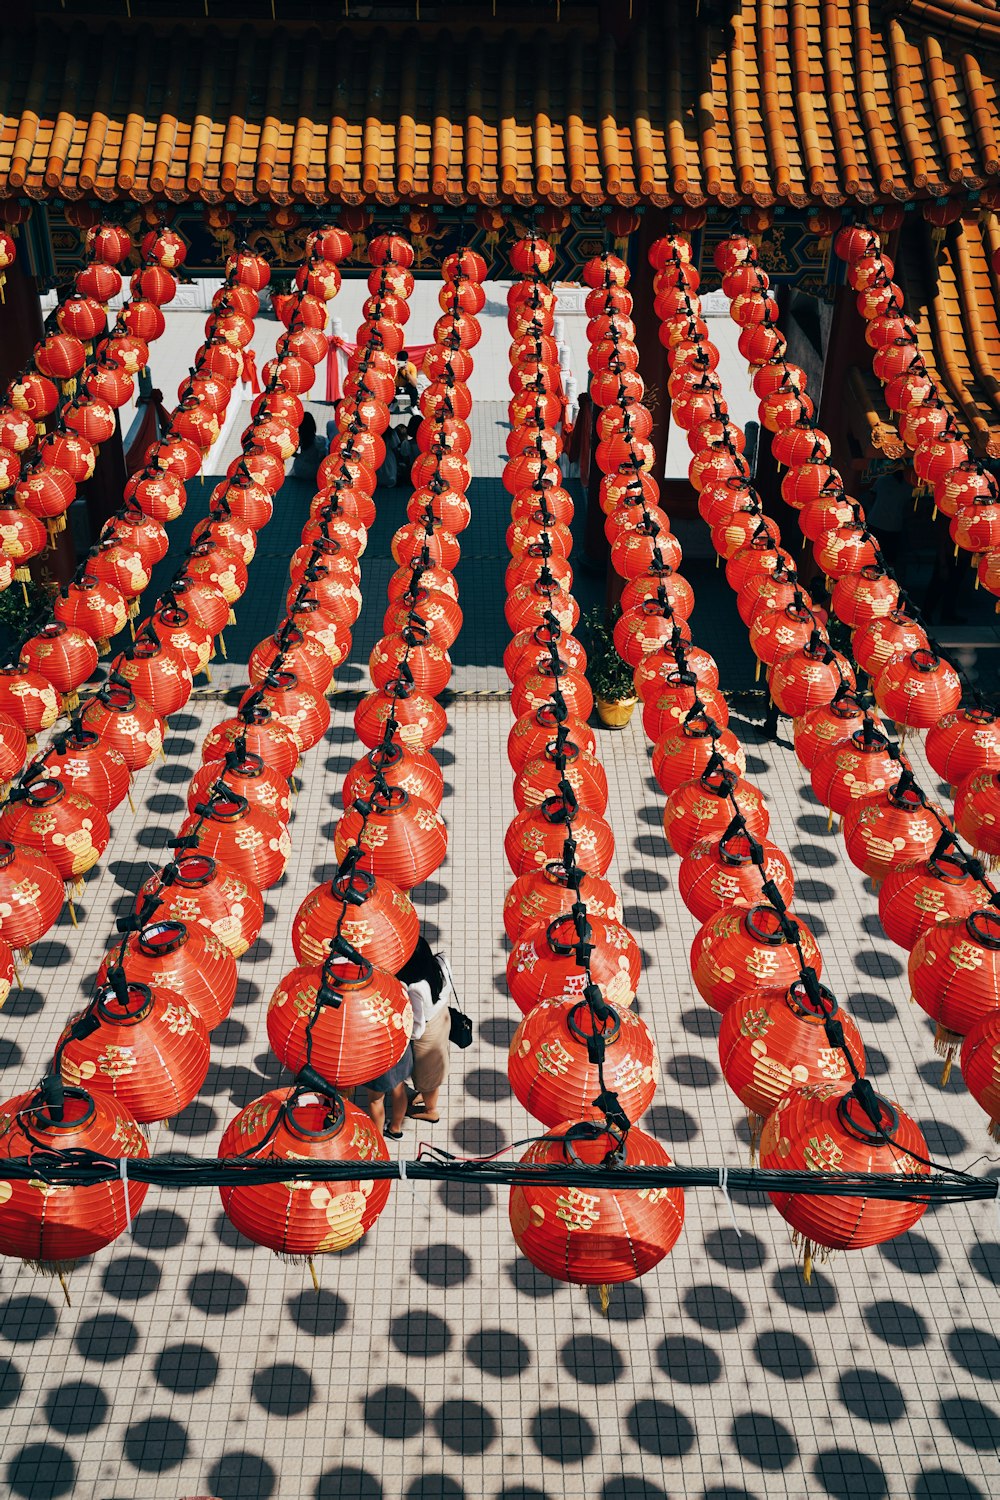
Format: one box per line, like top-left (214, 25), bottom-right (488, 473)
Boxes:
top-left (334, 784), bottom-right (447, 890)
top-left (719, 981), bottom-right (865, 1141)
top-left (760, 1084), bottom-right (928, 1277)
top-left (292, 869), bottom-right (419, 972)
top-left (240, 671), bottom-right (330, 752)
top-left (926, 709), bottom-right (1000, 787)
top-left (811, 726), bottom-right (905, 817)
top-left (843, 783), bottom-right (947, 880)
top-left (342, 741), bottom-right (444, 810)
top-left (353, 685), bottom-right (447, 753)
top-left (34, 727), bottom-right (130, 814)
top-left (0, 840), bottom-right (64, 954)
top-left (507, 912), bottom-right (640, 1014)
top-left (0, 1086), bottom-right (148, 1269)
top-left (0, 779), bottom-right (109, 884)
top-left (679, 831), bottom-right (794, 923)
top-left (508, 999), bottom-right (658, 1125)
top-left (78, 682), bottom-right (164, 771)
top-left (878, 849), bottom-right (987, 951)
top-left (960, 1012), bottom-right (1000, 1140)
top-left (690, 904), bottom-right (822, 1014)
top-left (177, 791), bottom-right (290, 889)
top-left (58, 977), bottom-right (210, 1123)
top-left (851, 611), bottom-right (929, 678)
top-left (188, 751), bottom-right (291, 826)
top-left (266, 955), bottom-right (412, 1087)
top-left (19, 624), bottom-right (97, 711)
top-left (663, 770), bottom-right (770, 857)
top-left (202, 707), bottom-right (300, 781)
top-left (651, 717), bottom-right (746, 796)
top-left (504, 797), bottom-right (614, 878)
top-left (503, 865), bottom-right (622, 947)
top-left (508, 708), bottom-right (595, 773)
top-left (218, 1088), bottom-right (391, 1257)
top-left (509, 1116), bottom-right (684, 1285)
top-left (102, 920), bottom-right (238, 1032)
top-left (873, 650), bottom-right (962, 730)
top-left (138, 852), bottom-right (264, 958)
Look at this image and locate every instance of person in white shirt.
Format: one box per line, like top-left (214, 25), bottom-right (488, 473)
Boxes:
top-left (398, 937), bottom-right (452, 1123)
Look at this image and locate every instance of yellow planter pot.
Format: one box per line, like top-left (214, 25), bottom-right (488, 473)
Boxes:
top-left (595, 696), bottom-right (637, 728)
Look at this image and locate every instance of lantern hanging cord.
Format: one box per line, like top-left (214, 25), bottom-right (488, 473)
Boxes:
top-left (1, 1144), bottom-right (998, 1203)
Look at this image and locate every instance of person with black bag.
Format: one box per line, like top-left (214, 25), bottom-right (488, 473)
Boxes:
top-left (397, 938), bottom-right (471, 1124)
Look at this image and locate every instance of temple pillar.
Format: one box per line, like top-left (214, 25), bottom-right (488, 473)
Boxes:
top-left (0, 244), bottom-right (43, 391)
top-left (81, 412), bottom-right (127, 540)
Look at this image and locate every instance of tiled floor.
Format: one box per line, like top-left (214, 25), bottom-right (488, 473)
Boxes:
top-left (0, 324), bottom-right (998, 1500)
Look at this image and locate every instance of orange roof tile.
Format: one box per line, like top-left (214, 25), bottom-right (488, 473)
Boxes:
top-left (1, 4), bottom-right (1000, 206)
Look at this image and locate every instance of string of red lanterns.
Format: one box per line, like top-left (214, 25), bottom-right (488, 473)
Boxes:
top-left (218, 230), bottom-right (489, 1275)
top-left (654, 229), bottom-right (1000, 1173)
top-left (0, 229), bottom-right (350, 1284)
top-left (0, 243), bottom-right (282, 969)
top-left (501, 235), bottom-right (684, 1301)
top-left (584, 236), bottom-right (950, 1280)
top-left (706, 232), bottom-right (1000, 1120)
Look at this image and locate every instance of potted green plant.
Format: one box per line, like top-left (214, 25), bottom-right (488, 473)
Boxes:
top-left (581, 606), bottom-right (637, 728)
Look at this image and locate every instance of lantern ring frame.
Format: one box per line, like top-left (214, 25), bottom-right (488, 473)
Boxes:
top-left (835, 1090), bottom-right (900, 1147)
top-left (566, 1000), bottom-right (621, 1047)
top-left (966, 909), bottom-right (1000, 951)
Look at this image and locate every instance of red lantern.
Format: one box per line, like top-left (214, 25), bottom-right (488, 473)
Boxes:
top-left (15, 463), bottom-right (76, 531)
top-left (226, 251), bottom-right (270, 290)
top-left (955, 769), bottom-right (1000, 859)
top-left (769, 641), bottom-right (856, 718)
top-left (101, 919), bottom-right (238, 1032)
top-left (843, 781), bottom-right (948, 880)
top-left (507, 914), bottom-right (640, 1014)
top-left (830, 567), bottom-right (900, 626)
top-left (926, 708), bottom-right (1000, 786)
top-left (138, 852), bottom-right (264, 958)
top-left (218, 1087), bottom-right (391, 1257)
top-left (663, 770), bottom-right (770, 857)
top-left (509, 999), bottom-right (656, 1129)
top-left (145, 603), bottom-right (213, 679)
top-left (188, 749), bottom-right (291, 827)
top-left (651, 716), bottom-right (746, 796)
top-left (503, 864), bottom-right (621, 944)
top-left (851, 611), bottom-right (929, 678)
top-left (202, 707), bottom-right (300, 781)
top-left (10, 373), bottom-right (58, 422)
top-left (690, 904), bottom-right (822, 1014)
top-left (177, 790), bottom-right (290, 889)
top-left (249, 629), bottom-right (337, 697)
top-left (334, 785), bottom-right (447, 890)
top-left (509, 1116), bottom-right (684, 1285)
top-left (873, 649), bottom-right (962, 730)
top-left (111, 635), bottom-right (193, 718)
top-left (0, 836), bottom-right (62, 956)
top-left (57, 296), bottom-right (107, 343)
top-left (760, 1084), bottom-right (928, 1276)
top-left (960, 1012), bottom-right (1000, 1140)
top-left (514, 740), bottom-right (608, 815)
top-left (35, 723), bottom-right (129, 813)
top-left (0, 667), bottom-right (58, 741)
top-left (239, 670), bottom-right (330, 752)
top-left (719, 981), bottom-right (865, 1140)
top-left (679, 830), bottom-right (794, 923)
top-left (19, 624), bottom-right (97, 711)
top-left (354, 684), bottom-right (448, 753)
top-left (508, 707), bottom-right (596, 773)
top-left (78, 682), bottom-right (164, 771)
top-left (0, 779), bottom-right (109, 885)
top-left (811, 724), bottom-right (903, 816)
top-left (292, 869), bottom-right (419, 972)
top-left (0, 1086), bottom-right (148, 1269)
top-left (58, 976), bottom-right (210, 1123)
top-left (878, 849), bottom-right (987, 952)
top-left (266, 955), bottom-right (411, 1087)
top-left (504, 796), bottom-right (613, 878)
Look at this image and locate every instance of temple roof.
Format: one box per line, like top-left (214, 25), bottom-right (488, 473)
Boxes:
top-left (1, 2), bottom-right (999, 207)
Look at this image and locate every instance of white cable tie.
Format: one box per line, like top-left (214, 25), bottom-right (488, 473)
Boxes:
top-left (994, 1175), bottom-right (1000, 1232)
top-left (717, 1164), bottom-right (742, 1239)
top-left (398, 1157), bottom-right (408, 1186)
top-left (120, 1159), bottom-right (133, 1235)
